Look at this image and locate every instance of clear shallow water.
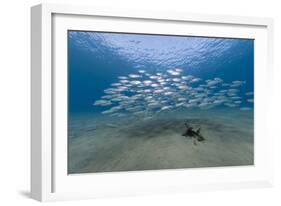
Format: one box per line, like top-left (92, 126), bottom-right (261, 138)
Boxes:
top-left (68, 31), bottom-right (254, 174)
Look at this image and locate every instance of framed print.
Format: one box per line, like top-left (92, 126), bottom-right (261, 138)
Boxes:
top-left (31, 3), bottom-right (274, 201)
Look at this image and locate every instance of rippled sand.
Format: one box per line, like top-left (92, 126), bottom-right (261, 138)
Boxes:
top-left (68, 108), bottom-right (253, 174)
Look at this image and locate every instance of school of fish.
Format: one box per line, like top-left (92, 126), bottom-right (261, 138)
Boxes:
top-left (93, 68), bottom-right (254, 119)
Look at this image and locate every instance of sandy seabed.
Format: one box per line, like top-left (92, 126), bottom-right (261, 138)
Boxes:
top-left (68, 108), bottom-right (254, 174)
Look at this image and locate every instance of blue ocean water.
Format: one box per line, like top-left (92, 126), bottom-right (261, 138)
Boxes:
top-left (68, 31), bottom-right (254, 114)
top-left (67, 31), bottom-right (254, 173)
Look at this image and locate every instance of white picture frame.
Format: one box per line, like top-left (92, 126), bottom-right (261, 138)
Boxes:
top-left (31, 3), bottom-right (274, 202)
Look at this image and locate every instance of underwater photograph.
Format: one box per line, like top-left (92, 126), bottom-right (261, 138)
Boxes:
top-left (68, 31), bottom-right (254, 174)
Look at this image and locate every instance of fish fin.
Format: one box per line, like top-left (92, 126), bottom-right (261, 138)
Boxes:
top-left (197, 135), bottom-right (205, 141)
top-left (193, 139), bottom-right (197, 146)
